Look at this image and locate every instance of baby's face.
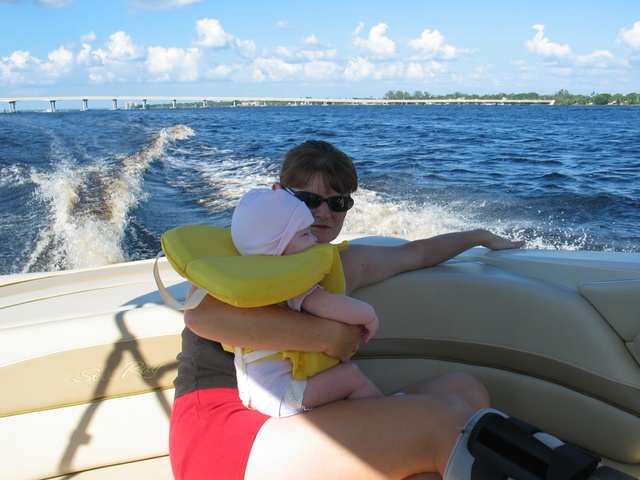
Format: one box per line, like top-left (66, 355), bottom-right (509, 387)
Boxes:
top-left (283, 226), bottom-right (317, 255)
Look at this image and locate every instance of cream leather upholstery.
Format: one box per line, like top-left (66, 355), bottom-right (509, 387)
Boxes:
top-left (0, 260), bottom-right (185, 479)
top-left (1, 243), bottom-right (639, 478)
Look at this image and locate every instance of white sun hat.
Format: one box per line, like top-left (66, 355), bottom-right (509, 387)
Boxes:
top-left (231, 188), bottom-right (313, 256)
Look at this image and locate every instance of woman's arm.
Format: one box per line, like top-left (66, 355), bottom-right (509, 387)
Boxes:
top-left (183, 286), bottom-right (363, 362)
top-left (342, 229), bottom-right (524, 293)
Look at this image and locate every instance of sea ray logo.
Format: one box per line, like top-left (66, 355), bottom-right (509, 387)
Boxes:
top-left (72, 362), bottom-right (166, 383)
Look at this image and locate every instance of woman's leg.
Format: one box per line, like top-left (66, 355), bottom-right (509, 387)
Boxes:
top-left (245, 372), bottom-right (488, 479)
top-left (393, 371), bottom-right (490, 409)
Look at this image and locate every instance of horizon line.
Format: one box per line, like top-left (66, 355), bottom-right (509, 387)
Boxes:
top-left (1, 95), bottom-right (555, 108)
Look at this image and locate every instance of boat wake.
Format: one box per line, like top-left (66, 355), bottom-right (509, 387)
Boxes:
top-left (23, 125), bottom-right (195, 272)
top-left (342, 189), bottom-right (596, 251)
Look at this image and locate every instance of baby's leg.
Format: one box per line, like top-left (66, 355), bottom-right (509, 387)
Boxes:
top-left (302, 363), bottom-right (383, 409)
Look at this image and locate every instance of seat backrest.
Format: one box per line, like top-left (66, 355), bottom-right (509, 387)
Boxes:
top-left (0, 259), bottom-right (186, 479)
top-left (353, 261), bottom-right (640, 466)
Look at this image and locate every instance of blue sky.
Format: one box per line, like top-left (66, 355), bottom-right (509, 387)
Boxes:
top-left (1, 0), bottom-right (639, 101)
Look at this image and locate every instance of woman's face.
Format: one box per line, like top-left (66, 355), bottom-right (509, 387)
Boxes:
top-left (274, 173), bottom-right (348, 244)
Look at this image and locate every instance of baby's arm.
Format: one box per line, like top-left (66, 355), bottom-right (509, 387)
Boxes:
top-left (300, 288), bottom-right (378, 342)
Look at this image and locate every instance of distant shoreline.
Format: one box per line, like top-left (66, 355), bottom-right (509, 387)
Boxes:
top-left (2, 92), bottom-right (638, 112)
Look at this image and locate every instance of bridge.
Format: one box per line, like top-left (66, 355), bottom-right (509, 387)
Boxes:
top-left (0, 95), bottom-right (555, 112)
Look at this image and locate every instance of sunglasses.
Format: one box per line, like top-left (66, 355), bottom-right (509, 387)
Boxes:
top-left (282, 186), bottom-right (354, 212)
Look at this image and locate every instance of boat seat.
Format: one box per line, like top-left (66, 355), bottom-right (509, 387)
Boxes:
top-left (47, 456), bottom-right (172, 480)
top-left (1, 249), bottom-right (639, 478)
top-left (0, 260), bottom-right (186, 479)
top-left (353, 260), bottom-right (640, 475)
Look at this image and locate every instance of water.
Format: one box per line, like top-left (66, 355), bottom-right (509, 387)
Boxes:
top-left (0, 105), bottom-right (638, 275)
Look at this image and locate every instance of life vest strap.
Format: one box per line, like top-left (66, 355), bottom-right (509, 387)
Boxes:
top-left (153, 251), bottom-right (208, 310)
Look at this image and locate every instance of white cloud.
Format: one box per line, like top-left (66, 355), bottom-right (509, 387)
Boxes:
top-left (206, 64), bottom-right (233, 79)
top-left (233, 38), bottom-right (256, 59)
top-left (374, 62), bottom-right (404, 80)
top-left (0, 47), bottom-right (75, 85)
top-left (193, 18), bottom-right (255, 59)
top-left (146, 46), bottom-right (201, 82)
top-left (224, 51), bottom-right (341, 84)
top-left (525, 24), bottom-right (623, 69)
top-left (87, 70), bottom-right (116, 83)
top-left (302, 48), bottom-right (337, 62)
top-left (474, 64), bottom-right (495, 78)
top-left (195, 18), bottom-right (234, 48)
top-left (76, 43), bottom-right (93, 65)
top-left (2, 12), bottom-right (636, 96)
top-left (84, 32), bottom-right (146, 84)
top-left (407, 29), bottom-right (472, 60)
top-left (5, 50), bottom-right (34, 69)
top-left (301, 60), bottom-right (341, 80)
top-left (405, 60), bottom-right (449, 79)
top-left (274, 46), bottom-right (295, 58)
top-left (343, 56), bottom-right (403, 81)
top-left (0, 50), bottom-right (36, 84)
top-left (92, 31), bottom-right (143, 62)
top-left (252, 57), bottom-right (301, 81)
top-left (575, 49), bottom-right (620, 68)
top-left (80, 31), bottom-right (97, 43)
top-left (525, 24), bottom-right (572, 57)
top-left (0, 0), bottom-right (76, 7)
top-left (352, 22), bottom-right (396, 59)
top-left (275, 44), bottom-right (337, 63)
top-left (515, 23), bottom-right (634, 94)
top-left (343, 57), bottom-right (375, 81)
top-left (0, 19), bottom-right (253, 87)
top-left (36, 0), bottom-right (75, 7)
top-left (127, 0), bottom-right (203, 11)
top-left (347, 22), bottom-right (473, 84)
top-left (303, 35), bottom-right (318, 46)
top-left (40, 46), bottom-right (74, 77)
top-left (229, 62), bottom-right (267, 83)
top-left (275, 20), bottom-right (294, 29)
top-left (617, 21), bottom-right (640, 51)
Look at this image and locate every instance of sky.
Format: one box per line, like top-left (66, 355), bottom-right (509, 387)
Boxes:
top-left (1, 0), bottom-right (639, 103)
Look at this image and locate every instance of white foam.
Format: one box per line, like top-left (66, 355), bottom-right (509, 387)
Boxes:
top-left (25, 125), bottom-right (195, 272)
top-left (343, 188), bottom-right (477, 241)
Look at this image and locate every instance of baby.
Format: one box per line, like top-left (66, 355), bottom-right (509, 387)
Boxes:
top-left (229, 188), bottom-right (383, 418)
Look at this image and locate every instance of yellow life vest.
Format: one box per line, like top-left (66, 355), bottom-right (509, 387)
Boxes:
top-left (158, 224), bottom-right (347, 379)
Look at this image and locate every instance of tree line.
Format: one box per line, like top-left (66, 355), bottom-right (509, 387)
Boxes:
top-left (383, 89), bottom-right (639, 105)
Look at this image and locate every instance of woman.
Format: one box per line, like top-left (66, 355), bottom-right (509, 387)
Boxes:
top-left (170, 140), bottom-right (525, 479)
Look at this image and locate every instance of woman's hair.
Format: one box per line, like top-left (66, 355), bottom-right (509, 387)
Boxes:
top-left (280, 140), bottom-right (358, 195)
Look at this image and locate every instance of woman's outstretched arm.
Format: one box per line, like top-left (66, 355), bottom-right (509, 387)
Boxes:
top-left (342, 229), bottom-right (524, 293)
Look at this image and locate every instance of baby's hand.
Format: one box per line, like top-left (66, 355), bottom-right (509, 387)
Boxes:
top-left (362, 313), bottom-right (379, 343)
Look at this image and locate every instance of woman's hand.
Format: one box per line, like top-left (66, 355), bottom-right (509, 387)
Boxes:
top-left (323, 321), bottom-right (364, 363)
top-left (477, 229), bottom-right (525, 250)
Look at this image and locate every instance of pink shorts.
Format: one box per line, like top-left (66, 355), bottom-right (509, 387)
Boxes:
top-left (170, 388), bottom-right (269, 480)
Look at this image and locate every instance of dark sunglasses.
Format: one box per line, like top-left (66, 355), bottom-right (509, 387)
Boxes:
top-left (282, 186), bottom-right (354, 212)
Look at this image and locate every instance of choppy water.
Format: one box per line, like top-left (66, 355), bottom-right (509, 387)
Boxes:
top-left (1, 105), bottom-right (638, 275)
